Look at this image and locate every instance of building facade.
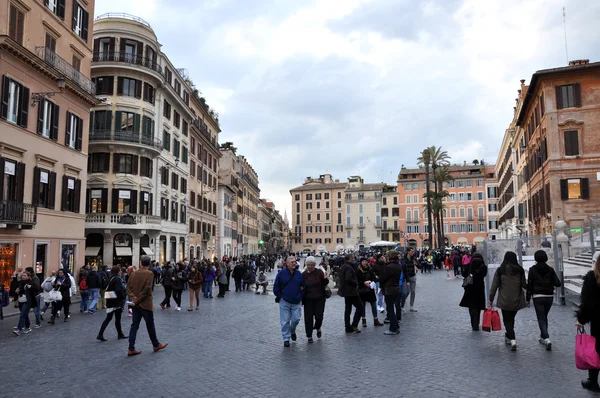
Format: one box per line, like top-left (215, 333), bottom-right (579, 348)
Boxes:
top-left (85, 14), bottom-right (190, 268)
top-left (237, 156), bottom-right (259, 255)
top-left (218, 149), bottom-right (240, 257)
top-left (0, 0), bottom-right (97, 286)
top-left (345, 177), bottom-right (384, 250)
top-left (381, 185), bottom-right (401, 242)
top-left (397, 164), bottom-right (497, 247)
top-left (217, 182), bottom-right (235, 258)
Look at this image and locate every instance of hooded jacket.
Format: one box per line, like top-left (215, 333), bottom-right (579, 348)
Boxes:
top-left (489, 263), bottom-right (527, 311)
top-left (526, 262), bottom-right (561, 301)
top-left (338, 262), bottom-right (359, 297)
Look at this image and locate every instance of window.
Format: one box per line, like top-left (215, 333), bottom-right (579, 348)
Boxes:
top-left (459, 207), bottom-right (465, 218)
top-left (162, 131), bottom-right (171, 151)
top-left (72, 55), bottom-right (81, 72)
top-left (465, 180), bottom-right (473, 188)
top-left (458, 193), bottom-right (465, 201)
top-left (182, 147), bottom-right (188, 164)
top-left (306, 194), bottom-right (312, 200)
top-left (163, 100), bottom-right (171, 120)
top-left (476, 179), bottom-right (484, 187)
top-left (1, 76), bottom-right (29, 127)
top-left (143, 82), bottom-right (155, 104)
top-left (139, 191), bottom-right (152, 215)
top-left (561, 178), bottom-right (589, 200)
top-left (71, 1), bottom-right (89, 42)
top-left (140, 157), bottom-right (153, 178)
top-left (171, 172), bottom-right (179, 190)
top-left (393, 197), bottom-right (398, 205)
top-left (337, 192), bottom-right (341, 199)
top-left (160, 198), bottom-right (168, 219)
top-left (174, 111), bottom-right (180, 128)
top-left (337, 200), bottom-right (341, 208)
top-left (466, 193), bottom-right (472, 201)
top-left (180, 203), bottom-right (186, 223)
top-left (61, 176), bottom-right (81, 213)
top-left (65, 112), bottom-right (83, 151)
top-left (115, 111), bottom-right (139, 136)
top-left (180, 178), bottom-right (187, 194)
top-left (556, 84), bottom-right (581, 109)
top-left (183, 91), bottom-right (189, 106)
top-left (479, 223), bottom-right (486, 232)
top-left (406, 195), bottom-right (411, 204)
top-left (359, 216), bottom-right (364, 227)
top-left (45, 33), bottom-right (56, 52)
top-left (87, 188), bottom-right (107, 213)
top-left (171, 201), bottom-right (178, 221)
top-left (37, 99), bottom-right (59, 140)
top-left (413, 194), bottom-right (418, 203)
top-left (182, 120), bottom-right (188, 136)
top-left (174, 80), bottom-right (181, 95)
top-left (164, 68), bottom-right (172, 85)
top-left (359, 204), bottom-right (364, 214)
top-left (113, 154), bottom-right (138, 174)
top-left (477, 192), bottom-right (484, 201)
top-left (450, 207), bottom-right (456, 218)
top-left (93, 76), bottom-right (114, 95)
top-left (487, 187), bottom-right (498, 198)
top-left (406, 209), bottom-right (412, 222)
top-left (324, 193), bottom-right (329, 200)
top-left (32, 167), bottom-right (56, 209)
top-left (413, 209), bottom-right (419, 221)
top-left (564, 130), bottom-right (579, 156)
top-left (173, 139), bottom-right (181, 159)
top-left (117, 77), bottom-right (141, 98)
top-left (88, 153), bottom-right (110, 173)
top-left (46, 0), bottom-right (66, 19)
top-left (8, 4), bottom-right (25, 45)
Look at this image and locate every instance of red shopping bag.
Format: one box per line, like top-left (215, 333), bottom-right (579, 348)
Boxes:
top-left (576, 327), bottom-right (600, 370)
top-left (482, 307), bottom-right (501, 332)
top-left (491, 309), bottom-right (502, 331)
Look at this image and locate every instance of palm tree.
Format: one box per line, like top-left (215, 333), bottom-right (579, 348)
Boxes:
top-left (435, 166), bottom-right (453, 248)
top-left (427, 146), bottom-right (450, 248)
top-left (417, 149), bottom-right (433, 248)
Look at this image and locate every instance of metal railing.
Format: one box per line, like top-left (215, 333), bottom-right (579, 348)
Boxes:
top-left (94, 13), bottom-right (152, 28)
top-left (36, 47), bottom-right (95, 95)
top-left (0, 200), bottom-right (37, 225)
top-left (92, 52), bottom-right (163, 74)
top-left (86, 213), bottom-right (161, 225)
top-left (89, 129), bottom-right (163, 150)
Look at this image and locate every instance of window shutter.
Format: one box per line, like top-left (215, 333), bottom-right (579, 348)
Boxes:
top-left (113, 154), bottom-right (120, 173)
top-left (107, 76), bottom-right (114, 95)
top-left (135, 80), bottom-right (142, 99)
top-left (32, 167), bottom-right (40, 206)
top-left (1, 76), bottom-right (9, 119)
top-left (581, 178), bottom-right (590, 199)
top-left (133, 114), bottom-right (140, 133)
top-left (75, 116), bottom-right (83, 150)
top-left (15, 8), bottom-right (23, 44)
top-left (85, 188), bottom-right (90, 213)
top-left (9, 5), bottom-right (17, 41)
top-left (18, 85), bottom-right (29, 128)
top-left (114, 111), bottom-right (122, 134)
top-left (14, 162), bottom-right (25, 202)
top-left (132, 155), bottom-right (139, 175)
top-left (51, 103), bottom-right (59, 140)
top-left (82, 10), bottom-right (89, 42)
top-left (165, 199), bottom-right (169, 220)
top-left (555, 86), bottom-right (563, 110)
top-left (103, 153), bottom-right (110, 172)
top-left (112, 188), bottom-right (119, 213)
top-left (0, 158), bottom-right (4, 199)
top-left (143, 83), bottom-right (148, 102)
top-left (574, 83), bottom-right (582, 107)
top-left (109, 37), bottom-right (115, 53)
top-left (57, 0), bottom-right (65, 19)
top-left (65, 112), bottom-right (71, 146)
top-left (73, 179), bottom-right (81, 213)
top-left (136, 41), bottom-right (143, 64)
top-left (48, 172), bottom-right (56, 209)
top-left (139, 191), bottom-right (145, 214)
top-left (149, 193), bottom-right (153, 215)
top-left (93, 38), bottom-right (99, 54)
top-left (117, 77), bottom-right (124, 95)
top-left (119, 38), bottom-right (126, 55)
top-left (101, 188), bottom-right (108, 212)
top-left (61, 175), bottom-right (68, 210)
top-left (37, 100), bottom-right (44, 135)
top-left (559, 179), bottom-right (568, 200)
top-left (71, 1), bottom-right (77, 31)
top-left (130, 190), bottom-right (137, 213)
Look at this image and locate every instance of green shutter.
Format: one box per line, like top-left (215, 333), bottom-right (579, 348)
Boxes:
top-left (133, 114), bottom-right (140, 133)
top-left (114, 111), bottom-right (122, 133)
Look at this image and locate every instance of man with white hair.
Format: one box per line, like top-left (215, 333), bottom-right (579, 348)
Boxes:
top-left (273, 255), bottom-right (305, 347)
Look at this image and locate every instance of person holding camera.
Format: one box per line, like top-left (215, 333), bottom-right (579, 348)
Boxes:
top-left (273, 256), bottom-right (305, 347)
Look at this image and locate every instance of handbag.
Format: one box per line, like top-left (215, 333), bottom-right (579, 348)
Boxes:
top-left (482, 307), bottom-right (501, 332)
top-left (104, 291), bottom-right (117, 299)
top-left (18, 295), bottom-right (27, 303)
top-left (48, 289), bottom-right (62, 302)
top-left (575, 327), bottom-right (600, 370)
top-left (462, 274), bottom-right (473, 288)
top-left (324, 286), bottom-right (332, 299)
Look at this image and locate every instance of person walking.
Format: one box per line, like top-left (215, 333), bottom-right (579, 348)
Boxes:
top-left (489, 251), bottom-right (527, 351)
top-left (217, 263), bottom-right (228, 298)
top-left (273, 256), bottom-right (305, 347)
top-left (172, 263), bottom-right (187, 311)
top-left (96, 266), bottom-right (127, 342)
top-left (381, 250), bottom-right (402, 335)
top-left (126, 256), bottom-right (168, 356)
top-left (526, 250), bottom-right (561, 350)
top-left (459, 252), bottom-right (488, 331)
top-left (302, 256), bottom-right (328, 343)
top-left (12, 271), bottom-right (39, 336)
top-left (401, 247), bottom-right (419, 313)
top-left (187, 264), bottom-right (203, 310)
top-left (49, 269), bottom-right (71, 324)
top-left (203, 264), bottom-right (216, 298)
top-left (577, 254), bottom-right (600, 391)
top-left (338, 254), bottom-right (363, 334)
top-left (356, 258), bottom-right (383, 327)
top-left (86, 266), bottom-right (101, 314)
top-left (159, 263), bottom-right (173, 309)
top-left (78, 265), bottom-right (89, 313)
top-left (233, 262), bottom-right (245, 292)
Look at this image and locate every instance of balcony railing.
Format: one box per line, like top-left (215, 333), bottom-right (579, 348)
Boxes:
top-left (36, 47), bottom-right (96, 95)
top-left (0, 200), bottom-right (37, 227)
top-left (86, 213), bottom-right (161, 226)
top-left (478, 216), bottom-right (486, 221)
top-left (92, 52), bottom-right (163, 75)
top-left (346, 224), bottom-right (353, 229)
top-left (89, 129), bottom-right (163, 150)
top-left (467, 216), bottom-right (474, 221)
top-left (357, 224), bottom-right (365, 229)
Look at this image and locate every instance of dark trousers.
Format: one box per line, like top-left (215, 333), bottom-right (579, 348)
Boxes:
top-left (161, 286), bottom-right (172, 307)
top-left (501, 309), bottom-right (518, 340)
top-left (172, 289), bottom-right (183, 307)
top-left (128, 307), bottom-right (160, 351)
top-left (234, 277), bottom-right (242, 292)
top-left (99, 308), bottom-right (123, 337)
top-left (453, 264), bottom-right (460, 277)
top-left (344, 296), bottom-right (363, 329)
top-left (52, 297), bottom-right (71, 319)
top-left (385, 295), bottom-right (402, 332)
top-left (304, 297), bottom-right (325, 337)
top-left (226, 272), bottom-right (231, 290)
top-left (361, 299), bottom-right (378, 320)
top-left (468, 307), bottom-right (481, 330)
top-left (533, 297), bottom-right (553, 339)
top-left (218, 283), bottom-right (227, 297)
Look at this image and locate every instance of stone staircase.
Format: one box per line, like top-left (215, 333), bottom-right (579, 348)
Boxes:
top-left (562, 251), bottom-right (597, 297)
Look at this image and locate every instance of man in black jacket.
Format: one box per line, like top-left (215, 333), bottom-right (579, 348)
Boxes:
top-left (86, 266), bottom-right (102, 314)
top-left (159, 263), bottom-right (174, 309)
top-left (338, 254), bottom-right (363, 333)
top-left (401, 247), bottom-right (419, 313)
top-left (381, 251), bottom-right (403, 335)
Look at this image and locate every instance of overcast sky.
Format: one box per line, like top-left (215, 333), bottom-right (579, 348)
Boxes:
top-left (95, 0), bottom-right (600, 222)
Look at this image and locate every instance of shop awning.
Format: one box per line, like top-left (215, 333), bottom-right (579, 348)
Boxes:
top-left (142, 247), bottom-right (154, 255)
top-left (115, 247), bottom-right (133, 256)
top-left (85, 247), bottom-right (101, 256)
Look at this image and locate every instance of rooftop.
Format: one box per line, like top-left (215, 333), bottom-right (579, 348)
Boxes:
top-left (346, 183), bottom-right (385, 192)
top-left (290, 182), bottom-right (347, 192)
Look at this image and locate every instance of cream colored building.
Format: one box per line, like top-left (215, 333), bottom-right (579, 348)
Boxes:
top-left (0, 0), bottom-right (97, 286)
top-left (345, 176), bottom-right (384, 250)
top-left (85, 14), bottom-right (190, 267)
top-left (238, 156), bottom-right (260, 255)
top-left (381, 185), bottom-right (401, 242)
top-left (290, 174), bottom-right (347, 253)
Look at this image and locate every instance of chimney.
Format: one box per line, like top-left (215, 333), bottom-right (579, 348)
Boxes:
top-left (569, 59), bottom-right (589, 66)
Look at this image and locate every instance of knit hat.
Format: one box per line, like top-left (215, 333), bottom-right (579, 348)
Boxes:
top-left (534, 250), bottom-right (548, 263)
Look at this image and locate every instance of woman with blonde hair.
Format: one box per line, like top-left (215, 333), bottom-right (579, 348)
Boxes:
top-left (576, 254), bottom-right (600, 392)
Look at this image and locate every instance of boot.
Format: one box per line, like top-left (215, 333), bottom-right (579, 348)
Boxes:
top-left (49, 315), bottom-right (55, 325)
top-left (118, 334), bottom-right (128, 339)
top-left (374, 319), bottom-right (384, 327)
top-left (96, 334), bottom-right (107, 342)
top-left (362, 318), bottom-right (367, 327)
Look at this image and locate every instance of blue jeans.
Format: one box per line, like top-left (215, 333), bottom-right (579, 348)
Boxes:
top-left (17, 302), bottom-right (31, 330)
top-left (88, 288), bottom-right (100, 312)
top-left (128, 307), bottom-right (160, 351)
top-left (279, 299), bottom-right (301, 342)
top-left (376, 282), bottom-right (384, 308)
top-left (80, 290), bottom-right (89, 312)
top-left (33, 295), bottom-right (41, 325)
top-left (204, 281), bottom-right (213, 298)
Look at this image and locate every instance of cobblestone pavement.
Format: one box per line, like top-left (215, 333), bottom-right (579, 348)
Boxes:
top-left (0, 268), bottom-right (596, 398)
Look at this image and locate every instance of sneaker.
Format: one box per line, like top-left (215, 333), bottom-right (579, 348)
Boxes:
top-left (409, 307), bottom-right (418, 312)
top-left (317, 329), bottom-right (322, 338)
top-left (510, 340), bottom-right (517, 351)
top-left (352, 327), bottom-right (361, 334)
top-left (401, 309), bottom-right (406, 314)
top-left (13, 329), bottom-right (20, 336)
top-left (291, 333), bottom-right (297, 341)
top-left (545, 338), bottom-right (552, 351)
top-left (283, 341), bottom-right (290, 347)
top-left (505, 337), bottom-right (511, 345)
top-left (34, 324), bottom-right (42, 329)
top-left (384, 330), bottom-right (400, 335)
top-left (22, 328), bottom-right (32, 334)
top-left (307, 337), bottom-right (314, 344)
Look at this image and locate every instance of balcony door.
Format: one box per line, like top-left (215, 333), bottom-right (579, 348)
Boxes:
top-left (1, 158), bottom-right (25, 202)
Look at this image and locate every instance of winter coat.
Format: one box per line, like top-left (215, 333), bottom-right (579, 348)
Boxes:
top-left (577, 270), bottom-right (600, 353)
top-left (356, 266), bottom-right (376, 303)
top-left (204, 267), bottom-right (216, 282)
top-left (273, 268), bottom-right (305, 304)
top-left (489, 263), bottom-right (527, 311)
top-left (16, 280), bottom-right (39, 307)
top-left (337, 262), bottom-right (359, 297)
top-left (401, 255), bottom-right (418, 279)
top-left (459, 258), bottom-right (488, 310)
top-left (52, 275), bottom-right (72, 300)
top-left (172, 270), bottom-right (187, 290)
top-left (86, 270), bottom-right (101, 289)
top-left (162, 267), bottom-right (174, 287)
top-left (381, 262), bottom-right (403, 296)
top-left (526, 262), bottom-right (561, 301)
top-left (187, 271), bottom-right (203, 289)
top-left (217, 266), bottom-right (228, 284)
top-left (105, 276), bottom-right (125, 309)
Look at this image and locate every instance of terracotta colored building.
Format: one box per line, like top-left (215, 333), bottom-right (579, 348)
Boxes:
top-left (0, 0), bottom-right (97, 286)
top-left (397, 164), bottom-right (497, 248)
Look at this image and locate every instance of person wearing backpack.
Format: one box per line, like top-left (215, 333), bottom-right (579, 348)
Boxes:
top-left (79, 265), bottom-right (89, 313)
top-left (40, 271), bottom-right (56, 319)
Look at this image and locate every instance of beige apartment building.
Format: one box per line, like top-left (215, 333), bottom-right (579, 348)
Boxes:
top-left (290, 174), bottom-right (347, 253)
top-left (345, 176), bottom-right (384, 250)
top-left (238, 156), bottom-right (260, 255)
top-left (0, 0), bottom-right (97, 286)
top-left (218, 148), bottom-right (240, 257)
top-left (381, 185), bottom-right (401, 242)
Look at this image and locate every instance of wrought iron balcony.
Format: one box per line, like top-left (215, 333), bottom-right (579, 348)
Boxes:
top-left (92, 52), bottom-right (163, 75)
top-left (36, 47), bottom-right (95, 95)
top-left (89, 129), bottom-right (163, 151)
top-left (0, 200), bottom-right (37, 228)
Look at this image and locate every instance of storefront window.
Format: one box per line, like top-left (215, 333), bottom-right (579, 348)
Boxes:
top-left (90, 190), bottom-right (103, 213)
top-left (61, 244), bottom-right (76, 274)
top-left (0, 244), bottom-right (17, 288)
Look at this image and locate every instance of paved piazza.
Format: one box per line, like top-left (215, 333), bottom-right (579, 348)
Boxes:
top-left (0, 264), bottom-right (595, 398)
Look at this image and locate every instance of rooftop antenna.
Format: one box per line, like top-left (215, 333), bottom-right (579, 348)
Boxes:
top-left (563, 7), bottom-right (569, 64)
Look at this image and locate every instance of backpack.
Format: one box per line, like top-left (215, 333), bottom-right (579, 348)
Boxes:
top-left (42, 278), bottom-right (53, 292)
top-left (79, 278), bottom-right (87, 290)
top-left (1, 289), bottom-right (9, 307)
